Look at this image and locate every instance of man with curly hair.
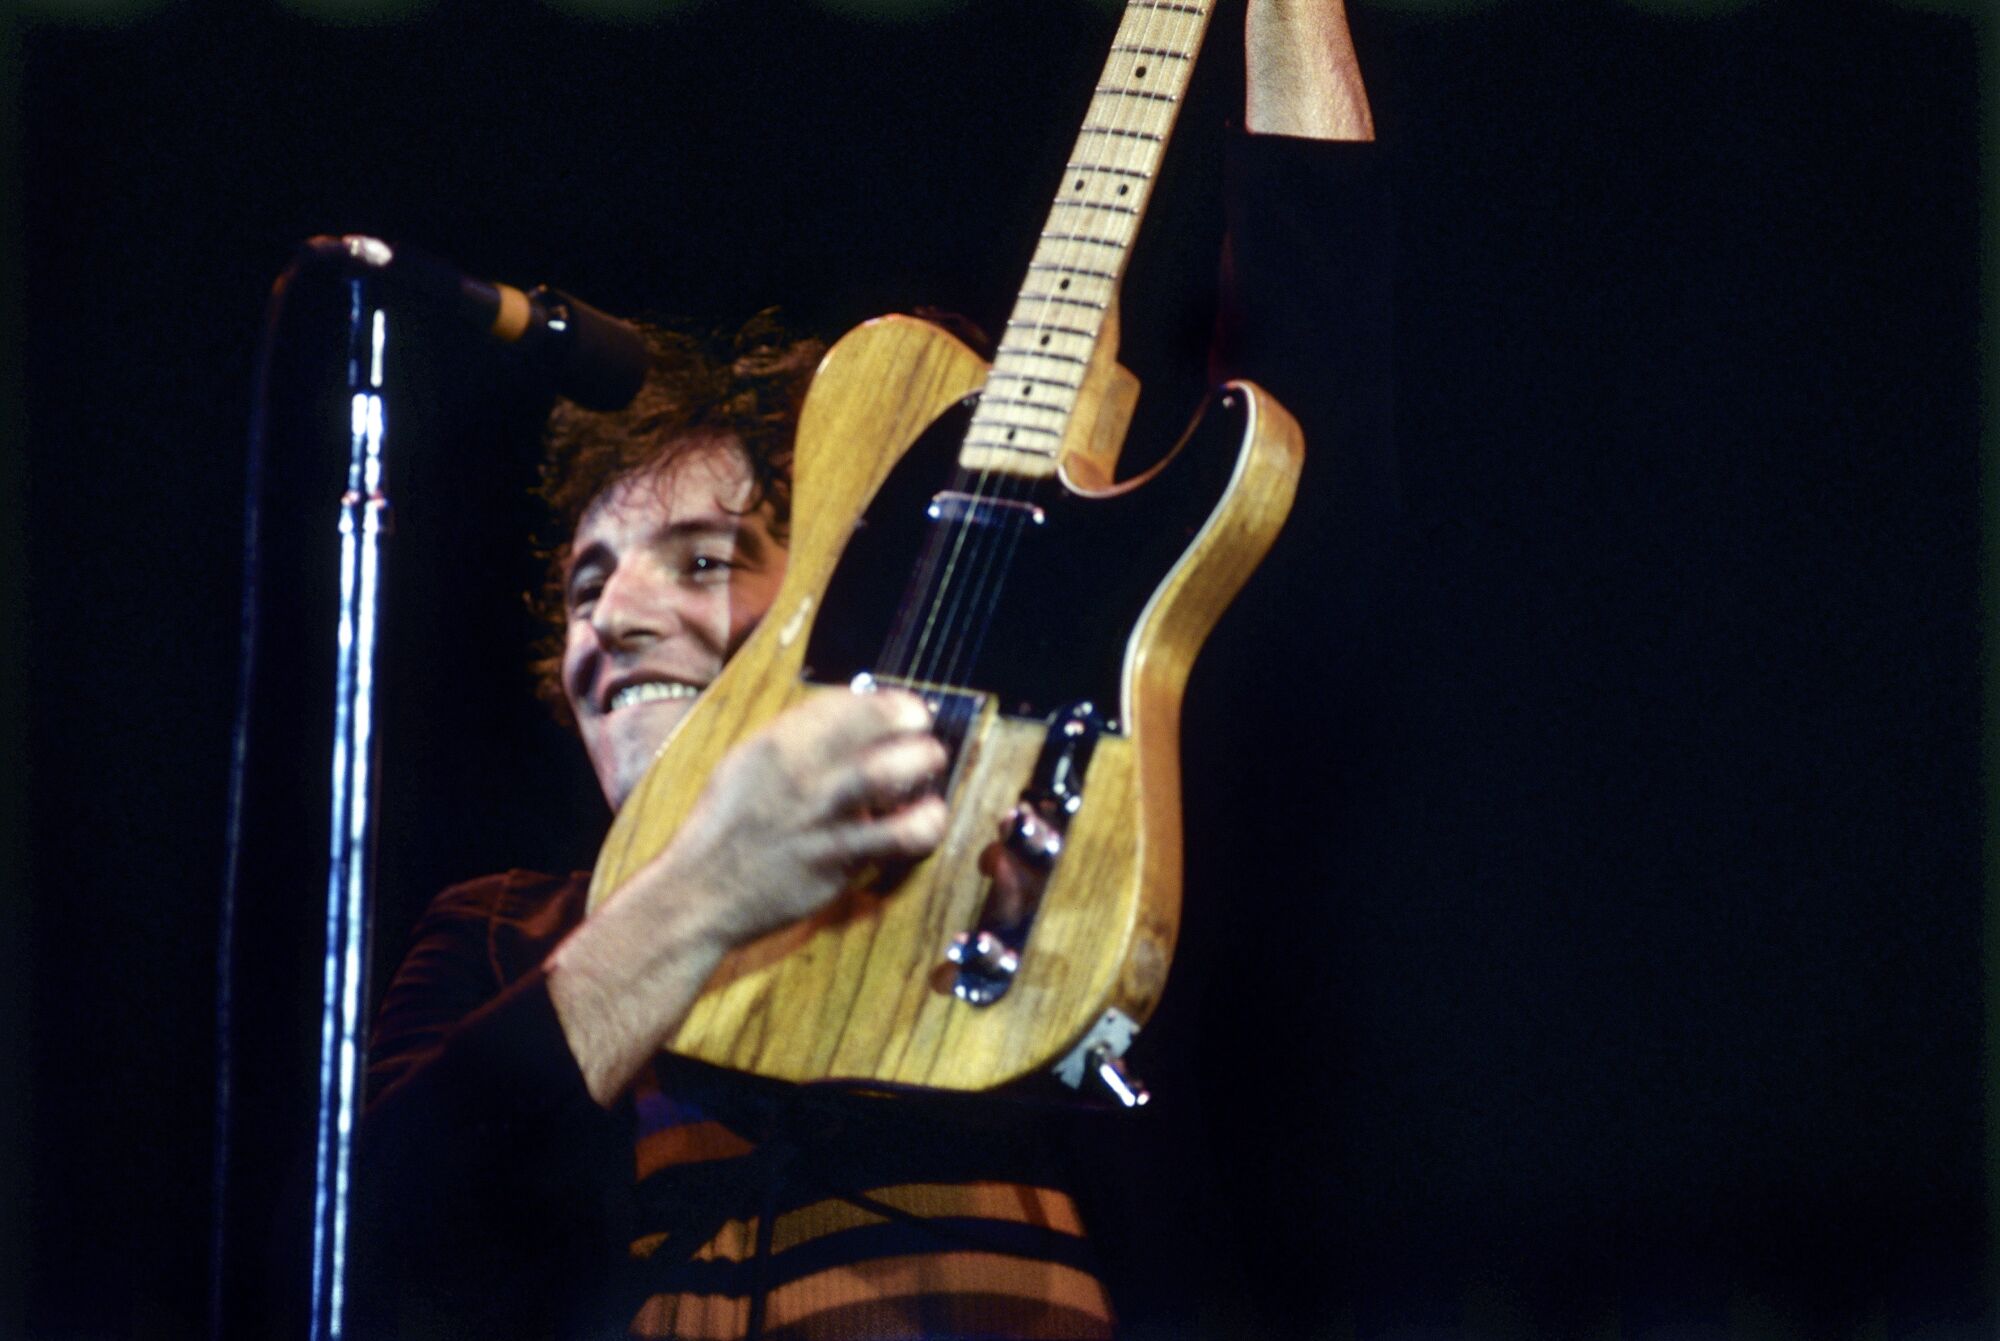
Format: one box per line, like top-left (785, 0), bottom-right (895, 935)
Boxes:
top-left (355, 2), bottom-right (1383, 1335)
top-left (362, 310), bottom-right (1119, 1340)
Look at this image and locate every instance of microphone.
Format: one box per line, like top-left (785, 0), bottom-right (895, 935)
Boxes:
top-left (302, 234), bottom-right (649, 411)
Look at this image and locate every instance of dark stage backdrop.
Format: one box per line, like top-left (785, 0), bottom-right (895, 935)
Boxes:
top-left (12, 0), bottom-right (1988, 1337)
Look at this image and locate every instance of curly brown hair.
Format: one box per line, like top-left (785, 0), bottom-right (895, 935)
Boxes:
top-left (528, 310), bottom-right (825, 719)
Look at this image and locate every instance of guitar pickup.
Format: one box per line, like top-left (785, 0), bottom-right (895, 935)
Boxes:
top-left (925, 491), bottom-right (1047, 529)
top-left (945, 702), bottom-right (1102, 1006)
top-left (850, 671), bottom-right (986, 804)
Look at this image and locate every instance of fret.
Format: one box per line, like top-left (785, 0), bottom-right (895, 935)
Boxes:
top-left (972, 388), bottom-right (1072, 410)
top-left (1036, 231), bottom-right (1124, 250)
top-left (962, 436), bottom-right (1059, 458)
top-left (967, 418), bottom-right (1063, 442)
top-left (994, 347), bottom-right (1091, 369)
top-left (1005, 318), bottom-right (1097, 341)
top-left (977, 386), bottom-right (1076, 411)
top-left (991, 371), bottom-right (1084, 393)
top-left (1026, 261), bottom-right (1118, 283)
top-left (977, 410), bottom-right (1072, 433)
top-left (982, 373), bottom-right (1082, 396)
top-left (978, 392), bottom-right (1073, 413)
top-left (1078, 123), bottom-right (1166, 143)
top-left (1108, 43), bottom-right (1193, 61)
top-left (1019, 291), bottom-right (1109, 313)
top-left (1064, 161), bottom-right (1153, 181)
top-left (1053, 199), bottom-right (1143, 218)
top-left (1095, 85), bottom-right (1178, 105)
top-left (967, 417), bottom-right (1065, 444)
top-left (1130, 0), bottom-right (1206, 14)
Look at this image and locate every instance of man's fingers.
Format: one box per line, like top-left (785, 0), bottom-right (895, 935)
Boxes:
top-left (824, 795), bottom-right (950, 869)
top-left (796, 685), bottom-right (933, 760)
top-left (823, 732), bottom-right (948, 818)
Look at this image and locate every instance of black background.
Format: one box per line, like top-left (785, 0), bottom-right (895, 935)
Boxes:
top-left (10, 0), bottom-right (1988, 1336)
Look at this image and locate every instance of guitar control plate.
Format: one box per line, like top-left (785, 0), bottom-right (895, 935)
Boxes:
top-left (943, 701), bottom-right (1103, 1006)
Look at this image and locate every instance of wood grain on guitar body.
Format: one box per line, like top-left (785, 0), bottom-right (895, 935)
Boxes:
top-left (589, 0), bottom-right (1304, 1095)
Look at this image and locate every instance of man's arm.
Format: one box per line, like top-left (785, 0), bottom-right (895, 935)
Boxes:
top-left (353, 876), bottom-right (640, 1339)
top-left (1245, 0), bottom-right (1374, 141)
top-left (546, 687), bottom-right (946, 1106)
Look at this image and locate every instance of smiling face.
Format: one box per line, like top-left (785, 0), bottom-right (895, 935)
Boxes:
top-left (560, 438), bottom-right (787, 810)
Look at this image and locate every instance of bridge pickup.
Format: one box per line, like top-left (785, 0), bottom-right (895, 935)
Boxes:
top-left (925, 491), bottom-right (1047, 529)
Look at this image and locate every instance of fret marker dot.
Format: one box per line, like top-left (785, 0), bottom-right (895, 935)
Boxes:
top-left (1136, 66), bottom-right (1148, 78)
top-left (1059, 279), bottom-right (1070, 290)
top-left (1039, 335), bottom-right (1050, 347)
top-left (1075, 178), bottom-right (1086, 190)
top-left (1117, 185), bottom-right (1129, 196)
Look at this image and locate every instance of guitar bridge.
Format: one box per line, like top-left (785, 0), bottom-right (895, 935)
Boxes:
top-left (944, 701), bottom-right (1102, 1006)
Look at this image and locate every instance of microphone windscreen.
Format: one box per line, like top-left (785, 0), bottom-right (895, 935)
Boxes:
top-left (535, 286), bottom-right (648, 411)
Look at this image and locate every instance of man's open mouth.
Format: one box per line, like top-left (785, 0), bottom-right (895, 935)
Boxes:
top-left (607, 681), bottom-right (700, 712)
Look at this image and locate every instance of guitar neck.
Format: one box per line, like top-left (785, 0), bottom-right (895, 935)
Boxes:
top-left (959, 0), bottom-right (1215, 479)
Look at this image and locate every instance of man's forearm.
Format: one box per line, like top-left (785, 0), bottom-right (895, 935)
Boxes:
top-left (545, 863), bottom-right (731, 1108)
top-left (1245, 0), bottom-right (1374, 141)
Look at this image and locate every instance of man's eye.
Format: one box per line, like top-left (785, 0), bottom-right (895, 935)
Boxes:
top-left (567, 577), bottom-right (604, 612)
top-left (688, 554), bottom-right (736, 581)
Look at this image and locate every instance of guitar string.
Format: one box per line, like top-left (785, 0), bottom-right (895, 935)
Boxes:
top-left (892, 0), bottom-right (1168, 692)
top-left (936, 0), bottom-right (1201, 692)
top-left (887, 1), bottom-right (1208, 705)
top-left (902, 0), bottom-right (1200, 702)
top-left (928, 0), bottom-right (1194, 697)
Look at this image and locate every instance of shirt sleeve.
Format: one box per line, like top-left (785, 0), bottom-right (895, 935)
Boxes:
top-left (1214, 130), bottom-right (1397, 664)
top-left (347, 875), bottom-right (640, 1339)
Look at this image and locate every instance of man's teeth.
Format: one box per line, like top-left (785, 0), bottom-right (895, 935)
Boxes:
top-left (609, 681), bottom-right (699, 712)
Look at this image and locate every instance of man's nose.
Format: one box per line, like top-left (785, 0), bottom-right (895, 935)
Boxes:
top-left (590, 563), bottom-right (679, 649)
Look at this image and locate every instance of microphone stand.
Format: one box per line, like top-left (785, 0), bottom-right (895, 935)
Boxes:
top-left (208, 241), bottom-right (636, 1340)
top-left (308, 275), bottom-right (393, 1341)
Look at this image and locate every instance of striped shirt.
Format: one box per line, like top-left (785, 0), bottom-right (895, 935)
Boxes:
top-left (364, 870), bottom-right (1114, 1340)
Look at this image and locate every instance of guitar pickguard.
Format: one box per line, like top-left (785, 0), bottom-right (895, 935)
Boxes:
top-left (806, 390), bottom-right (1258, 726)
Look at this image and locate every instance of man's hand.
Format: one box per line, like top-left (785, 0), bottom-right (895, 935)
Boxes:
top-left (662, 687), bottom-right (948, 945)
top-left (546, 688), bottom-right (947, 1106)
top-left (1245, 0), bottom-right (1374, 142)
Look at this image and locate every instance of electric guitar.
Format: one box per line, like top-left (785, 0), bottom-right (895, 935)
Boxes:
top-left (589, 0), bottom-right (1302, 1094)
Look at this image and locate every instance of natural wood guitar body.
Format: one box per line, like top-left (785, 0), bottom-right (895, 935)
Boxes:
top-left (588, 314), bottom-right (1300, 1091)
